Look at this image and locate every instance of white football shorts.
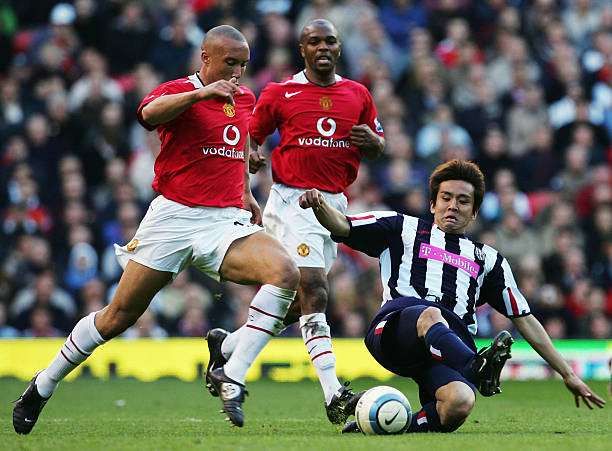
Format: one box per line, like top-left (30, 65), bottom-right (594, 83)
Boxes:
top-left (263, 183), bottom-right (348, 273)
top-left (115, 195), bottom-right (263, 280)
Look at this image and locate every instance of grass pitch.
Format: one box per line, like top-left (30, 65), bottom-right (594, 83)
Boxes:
top-left (2, 378), bottom-right (609, 451)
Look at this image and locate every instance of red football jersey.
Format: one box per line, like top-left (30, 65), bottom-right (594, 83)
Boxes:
top-left (137, 73), bottom-right (255, 208)
top-left (249, 71), bottom-right (384, 193)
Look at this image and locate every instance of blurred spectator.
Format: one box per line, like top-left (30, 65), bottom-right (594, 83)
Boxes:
top-left (23, 306), bottom-right (62, 337)
top-left (480, 169), bottom-right (531, 223)
top-left (552, 144), bottom-right (590, 199)
top-left (64, 241), bottom-right (98, 293)
top-left (415, 103), bottom-right (472, 168)
top-left (149, 9), bottom-right (197, 80)
top-left (10, 269), bottom-right (76, 333)
top-left (104, 1), bottom-right (153, 75)
top-left (79, 277), bottom-right (107, 316)
top-left (536, 199), bottom-right (585, 257)
top-left (506, 84), bottom-right (548, 158)
top-left (0, 302), bottom-right (19, 337)
top-left (562, 0), bottom-right (601, 50)
top-left (378, 0), bottom-right (428, 49)
top-left (487, 35), bottom-right (539, 100)
top-left (588, 313), bottom-right (610, 339)
top-left (494, 211), bottom-right (542, 268)
top-left (513, 125), bottom-right (559, 192)
top-left (123, 309), bottom-right (168, 339)
top-left (475, 126), bottom-right (511, 189)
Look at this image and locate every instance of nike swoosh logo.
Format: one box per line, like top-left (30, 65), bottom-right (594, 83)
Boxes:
top-left (384, 410), bottom-right (400, 425)
top-left (24, 418), bottom-right (33, 423)
top-left (284, 91), bottom-right (302, 98)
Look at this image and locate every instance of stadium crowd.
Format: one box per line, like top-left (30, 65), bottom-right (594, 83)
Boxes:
top-left (0, 0), bottom-right (609, 340)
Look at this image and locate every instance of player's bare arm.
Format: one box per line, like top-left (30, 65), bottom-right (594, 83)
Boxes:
top-left (141, 78), bottom-right (238, 126)
top-left (350, 124), bottom-right (385, 159)
top-left (512, 315), bottom-right (605, 409)
top-left (248, 137), bottom-right (267, 174)
top-left (299, 189), bottom-right (350, 237)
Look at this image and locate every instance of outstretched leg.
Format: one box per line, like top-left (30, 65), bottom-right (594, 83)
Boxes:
top-left (13, 261), bottom-right (172, 435)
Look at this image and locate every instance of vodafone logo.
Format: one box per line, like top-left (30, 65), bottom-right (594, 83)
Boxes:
top-left (316, 117), bottom-right (336, 137)
top-left (223, 125), bottom-right (240, 146)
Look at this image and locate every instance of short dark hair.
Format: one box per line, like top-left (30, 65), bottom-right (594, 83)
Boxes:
top-left (429, 159), bottom-right (485, 213)
top-left (299, 19), bottom-right (338, 43)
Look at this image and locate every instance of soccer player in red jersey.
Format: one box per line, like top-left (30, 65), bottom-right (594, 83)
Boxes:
top-left (13, 25), bottom-right (299, 433)
top-left (207, 19), bottom-right (385, 425)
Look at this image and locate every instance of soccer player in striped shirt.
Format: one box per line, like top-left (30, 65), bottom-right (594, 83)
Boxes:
top-left (299, 159), bottom-right (605, 433)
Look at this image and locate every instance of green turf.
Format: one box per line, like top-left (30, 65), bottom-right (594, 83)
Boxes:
top-left (2, 378), bottom-right (609, 451)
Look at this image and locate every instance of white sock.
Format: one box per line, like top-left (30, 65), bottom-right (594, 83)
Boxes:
top-left (221, 325), bottom-right (244, 360)
top-left (36, 312), bottom-right (106, 398)
top-left (223, 284), bottom-right (295, 384)
top-left (300, 312), bottom-right (342, 404)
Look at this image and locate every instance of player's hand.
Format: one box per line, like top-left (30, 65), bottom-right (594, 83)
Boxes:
top-left (299, 189), bottom-right (324, 211)
top-left (249, 149), bottom-right (267, 174)
top-left (563, 373), bottom-right (606, 409)
top-left (350, 124), bottom-right (383, 159)
top-left (242, 191), bottom-right (262, 225)
top-left (198, 77), bottom-right (239, 105)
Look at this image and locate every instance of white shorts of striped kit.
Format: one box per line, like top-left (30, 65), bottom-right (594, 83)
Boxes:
top-left (262, 183), bottom-right (348, 273)
top-left (115, 195), bottom-right (263, 280)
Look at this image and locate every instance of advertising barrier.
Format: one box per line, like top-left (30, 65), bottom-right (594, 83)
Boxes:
top-left (1, 338), bottom-right (609, 382)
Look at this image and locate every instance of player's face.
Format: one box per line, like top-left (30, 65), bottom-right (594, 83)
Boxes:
top-left (300, 25), bottom-right (341, 74)
top-left (430, 180), bottom-right (477, 234)
top-left (202, 37), bottom-right (250, 83)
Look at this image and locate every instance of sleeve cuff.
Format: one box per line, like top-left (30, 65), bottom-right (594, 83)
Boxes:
top-left (507, 311), bottom-right (532, 319)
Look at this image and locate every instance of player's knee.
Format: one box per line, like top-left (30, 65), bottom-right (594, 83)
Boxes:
top-left (267, 255), bottom-right (300, 290)
top-left (416, 307), bottom-right (449, 337)
top-left (96, 305), bottom-right (141, 339)
top-left (299, 275), bottom-right (328, 312)
top-left (439, 384), bottom-right (475, 431)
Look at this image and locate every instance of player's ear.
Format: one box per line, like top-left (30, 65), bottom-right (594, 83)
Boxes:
top-left (299, 43), bottom-right (305, 59)
top-left (429, 200), bottom-right (435, 214)
top-left (201, 49), bottom-right (210, 65)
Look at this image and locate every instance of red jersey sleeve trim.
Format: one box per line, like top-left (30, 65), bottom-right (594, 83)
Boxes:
top-left (137, 102), bottom-right (157, 131)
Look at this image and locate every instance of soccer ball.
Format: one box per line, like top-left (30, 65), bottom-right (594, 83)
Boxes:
top-left (355, 386), bottom-right (412, 435)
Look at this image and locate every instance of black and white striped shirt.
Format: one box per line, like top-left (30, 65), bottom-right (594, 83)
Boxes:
top-left (333, 211), bottom-right (531, 335)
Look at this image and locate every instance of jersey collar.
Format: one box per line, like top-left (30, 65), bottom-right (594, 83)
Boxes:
top-left (188, 73), bottom-right (204, 89)
top-left (291, 70), bottom-right (343, 85)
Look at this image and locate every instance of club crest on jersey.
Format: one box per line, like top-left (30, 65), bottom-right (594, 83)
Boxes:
top-left (126, 238), bottom-right (139, 252)
top-left (474, 247), bottom-right (486, 261)
top-left (374, 117), bottom-right (384, 133)
top-left (223, 103), bottom-right (235, 117)
top-left (319, 96), bottom-right (332, 110)
top-left (297, 243), bottom-right (310, 257)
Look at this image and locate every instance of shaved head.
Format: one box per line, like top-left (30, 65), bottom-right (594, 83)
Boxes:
top-left (199, 25), bottom-right (250, 84)
top-left (300, 19), bottom-right (338, 43)
top-left (202, 25), bottom-right (247, 50)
